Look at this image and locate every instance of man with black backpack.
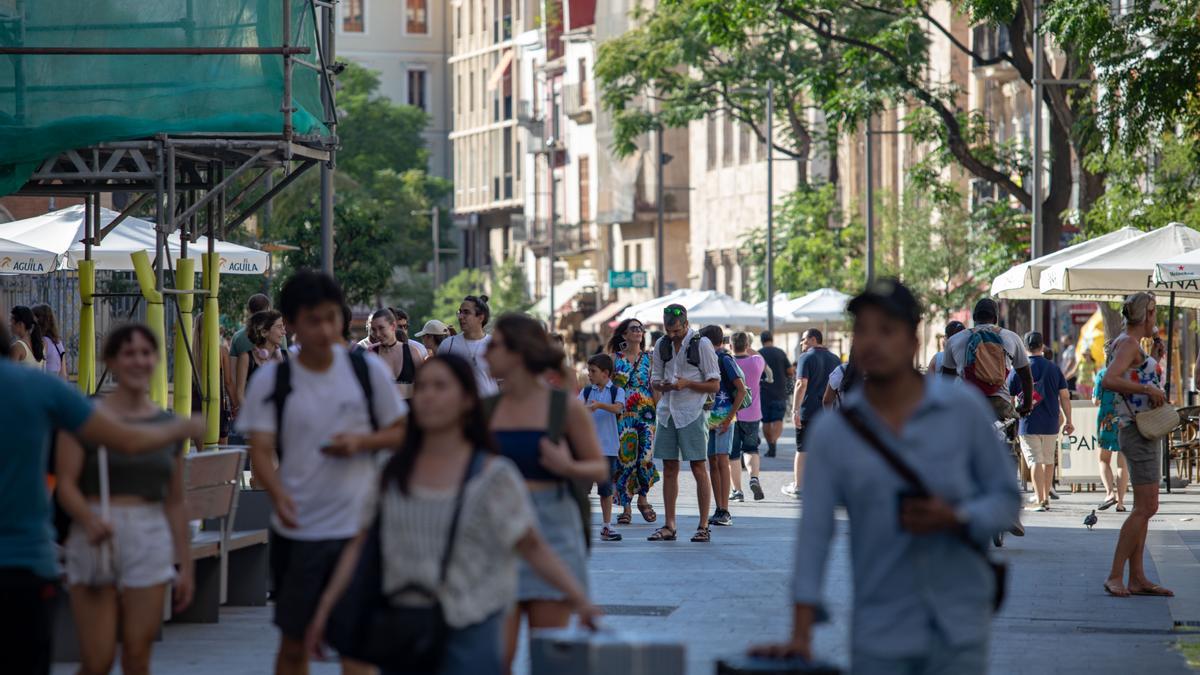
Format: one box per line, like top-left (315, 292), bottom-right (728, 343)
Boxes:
top-left (648, 304), bottom-right (721, 543)
top-left (941, 298), bottom-right (1034, 422)
top-left (238, 271), bottom-right (408, 675)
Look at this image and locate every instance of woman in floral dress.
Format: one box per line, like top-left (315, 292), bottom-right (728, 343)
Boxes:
top-left (607, 318), bottom-right (660, 524)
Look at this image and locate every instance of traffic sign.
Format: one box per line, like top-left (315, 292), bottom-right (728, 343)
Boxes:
top-left (609, 270), bottom-right (648, 289)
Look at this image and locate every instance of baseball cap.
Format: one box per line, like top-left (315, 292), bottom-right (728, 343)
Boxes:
top-left (1024, 331), bottom-right (1045, 350)
top-left (847, 278), bottom-right (923, 328)
top-left (972, 297), bottom-right (999, 323)
top-left (415, 319), bottom-right (449, 338)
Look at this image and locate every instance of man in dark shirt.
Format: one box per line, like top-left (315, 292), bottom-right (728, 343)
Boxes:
top-left (785, 329), bottom-right (841, 497)
top-left (758, 331), bottom-right (795, 458)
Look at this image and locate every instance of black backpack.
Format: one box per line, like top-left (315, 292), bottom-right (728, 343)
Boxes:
top-left (582, 384), bottom-right (619, 405)
top-left (268, 349), bottom-right (379, 457)
top-left (656, 334), bottom-right (703, 368)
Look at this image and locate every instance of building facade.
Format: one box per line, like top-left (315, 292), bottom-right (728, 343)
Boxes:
top-left (337, 0), bottom-right (452, 179)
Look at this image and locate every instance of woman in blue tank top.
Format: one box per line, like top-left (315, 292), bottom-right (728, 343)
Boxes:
top-left (483, 314), bottom-right (609, 669)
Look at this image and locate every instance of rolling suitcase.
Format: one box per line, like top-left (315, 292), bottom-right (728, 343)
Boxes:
top-left (530, 627), bottom-right (685, 675)
top-left (717, 655), bottom-right (843, 675)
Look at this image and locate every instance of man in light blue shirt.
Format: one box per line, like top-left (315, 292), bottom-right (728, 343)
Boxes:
top-left (753, 279), bottom-right (1019, 674)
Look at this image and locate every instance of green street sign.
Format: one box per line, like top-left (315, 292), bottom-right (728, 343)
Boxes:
top-left (609, 270), bottom-right (649, 289)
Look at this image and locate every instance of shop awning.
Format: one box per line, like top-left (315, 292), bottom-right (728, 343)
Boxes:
top-left (581, 300), bottom-right (629, 334)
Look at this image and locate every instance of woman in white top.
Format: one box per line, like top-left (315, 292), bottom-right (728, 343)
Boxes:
top-left (306, 355), bottom-right (599, 675)
top-left (9, 305), bottom-right (45, 368)
top-left (32, 303), bottom-right (67, 378)
top-left (437, 294), bottom-right (497, 395)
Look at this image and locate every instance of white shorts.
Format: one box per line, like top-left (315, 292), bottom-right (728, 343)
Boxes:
top-left (64, 502), bottom-right (177, 589)
top-left (1020, 434), bottom-right (1059, 467)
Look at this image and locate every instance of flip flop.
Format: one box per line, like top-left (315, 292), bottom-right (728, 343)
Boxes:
top-left (1116, 505), bottom-right (1127, 512)
top-left (1098, 497), bottom-right (1117, 511)
top-left (1130, 584), bottom-right (1174, 597)
top-left (1103, 582), bottom-right (1130, 598)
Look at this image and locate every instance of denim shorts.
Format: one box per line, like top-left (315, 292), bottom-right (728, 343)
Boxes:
top-left (707, 425), bottom-right (735, 457)
top-left (654, 415), bottom-right (710, 462)
top-left (762, 398), bottom-right (788, 423)
top-left (731, 421), bottom-right (761, 460)
top-left (595, 457), bottom-right (621, 498)
top-left (517, 488), bottom-right (588, 601)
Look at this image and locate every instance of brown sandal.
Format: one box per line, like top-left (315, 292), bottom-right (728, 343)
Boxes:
top-left (691, 527), bottom-right (711, 543)
top-left (617, 512), bottom-right (633, 525)
top-left (637, 502), bottom-right (657, 523)
top-left (647, 526), bottom-right (677, 542)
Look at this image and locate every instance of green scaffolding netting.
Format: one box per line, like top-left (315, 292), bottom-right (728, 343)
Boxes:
top-left (0, 0), bottom-right (328, 196)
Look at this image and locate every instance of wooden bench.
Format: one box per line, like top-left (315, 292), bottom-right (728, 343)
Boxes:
top-left (172, 449), bottom-right (269, 623)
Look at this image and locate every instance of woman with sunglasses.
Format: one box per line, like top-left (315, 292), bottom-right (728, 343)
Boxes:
top-left (606, 319), bottom-right (660, 525)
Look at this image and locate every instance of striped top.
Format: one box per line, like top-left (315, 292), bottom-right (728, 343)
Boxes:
top-left (368, 455), bottom-right (535, 628)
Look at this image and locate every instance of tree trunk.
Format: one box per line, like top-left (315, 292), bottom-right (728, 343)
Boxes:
top-left (827, 135), bottom-right (839, 188)
top-left (1042, 119), bottom-right (1072, 255)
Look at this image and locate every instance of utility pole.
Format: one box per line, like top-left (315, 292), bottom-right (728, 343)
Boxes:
top-left (1031, 0), bottom-right (1045, 333)
top-left (319, 1), bottom-right (336, 275)
top-left (430, 205), bottom-right (440, 288)
top-left (865, 118), bottom-right (875, 286)
top-left (766, 80), bottom-right (775, 333)
top-left (548, 87), bottom-right (560, 331)
top-left (656, 125), bottom-right (665, 297)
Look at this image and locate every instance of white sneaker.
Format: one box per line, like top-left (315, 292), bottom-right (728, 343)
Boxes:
top-left (781, 482), bottom-right (801, 498)
top-left (1027, 496), bottom-right (1041, 505)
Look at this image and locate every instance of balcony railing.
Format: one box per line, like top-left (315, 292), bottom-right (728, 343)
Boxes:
top-left (972, 25), bottom-right (1011, 67)
top-left (526, 220), bottom-right (597, 255)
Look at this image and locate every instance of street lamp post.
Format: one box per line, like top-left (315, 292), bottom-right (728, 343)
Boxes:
top-left (655, 124), bottom-right (665, 298)
top-left (766, 80), bottom-right (775, 333)
top-left (865, 119), bottom-right (875, 287)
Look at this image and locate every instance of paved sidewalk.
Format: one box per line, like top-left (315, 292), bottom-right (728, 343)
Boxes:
top-left (52, 430), bottom-right (1200, 673)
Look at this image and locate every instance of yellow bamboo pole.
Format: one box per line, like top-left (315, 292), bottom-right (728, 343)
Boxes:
top-left (202, 252), bottom-right (221, 448)
top-left (173, 258), bottom-right (195, 452)
top-left (77, 260), bottom-right (96, 394)
top-left (130, 250), bottom-right (168, 408)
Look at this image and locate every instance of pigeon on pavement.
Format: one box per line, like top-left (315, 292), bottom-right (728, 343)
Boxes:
top-left (1084, 510), bottom-right (1098, 530)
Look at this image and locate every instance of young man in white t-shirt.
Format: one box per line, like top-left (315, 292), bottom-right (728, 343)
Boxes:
top-left (237, 271), bottom-right (407, 675)
top-left (438, 294), bottom-right (497, 395)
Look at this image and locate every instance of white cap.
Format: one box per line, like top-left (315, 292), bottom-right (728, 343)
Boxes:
top-left (415, 319), bottom-right (450, 338)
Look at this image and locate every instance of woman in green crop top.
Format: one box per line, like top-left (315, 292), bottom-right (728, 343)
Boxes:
top-left (56, 324), bottom-right (195, 675)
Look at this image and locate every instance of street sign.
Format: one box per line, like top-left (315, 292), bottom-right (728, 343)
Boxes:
top-left (609, 270), bottom-right (648, 289)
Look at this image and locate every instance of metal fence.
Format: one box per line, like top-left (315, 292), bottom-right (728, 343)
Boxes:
top-left (1, 271), bottom-right (149, 379)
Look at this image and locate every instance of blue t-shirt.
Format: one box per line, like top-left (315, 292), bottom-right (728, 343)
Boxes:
top-left (0, 361), bottom-right (93, 578)
top-left (707, 350), bottom-right (745, 428)
top-left (1008, 355), bottom-right (1068, 435)
top-left (798, 347), bottom-right (842, 422)
top-left (579, 383), bottom-right (627, 457)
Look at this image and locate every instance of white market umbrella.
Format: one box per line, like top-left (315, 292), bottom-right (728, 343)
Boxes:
top-left (785, 288), bottom-right (852, 325)
top-left (0, 204), bottom-right (269, 275)
top-left (1038, 223), bottom-right (1200, 306)
top-left (615, 288), bottom-right (697, 324)
top-left (684, 290), bottom-right (769, 329)
top-left (991, 226), bottom-right (1143, 300)
top-left (1155, 248), bottom-right (1200, 285)
top-left (0, 237), bottom-right (60, 273)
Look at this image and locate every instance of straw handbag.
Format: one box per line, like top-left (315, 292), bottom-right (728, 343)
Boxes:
top-left (1125, 397), bottom-right (1181, 440)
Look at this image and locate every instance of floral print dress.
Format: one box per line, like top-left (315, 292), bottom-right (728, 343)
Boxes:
top-left (1093, 367), bottom-right (1119, 451)
top-left (612, 351), bottom-right (660, 505)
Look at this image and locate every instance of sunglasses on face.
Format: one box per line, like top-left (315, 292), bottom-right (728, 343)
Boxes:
top-left (627, 325), bottom-right (644, 333)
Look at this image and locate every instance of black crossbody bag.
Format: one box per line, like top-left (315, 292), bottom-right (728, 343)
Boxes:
top-left (326, 451), bottom-right (483, 671)
top-left (840, 408), bottom-right (1007, 613)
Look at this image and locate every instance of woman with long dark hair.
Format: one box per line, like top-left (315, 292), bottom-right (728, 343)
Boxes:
top-left (55, 324), bottom-right (196, 674)
top-left (605, 318), bottom-right (660, 524)
top-left (31, 304), bottom-right (67, 379)
top-left (305, 355), bottom-right (598, 675)
top-left (235, 309), bottom-right (286, 406)
top-left (485, 314), bottom-right (609, 667)
top-left (9, 305), bottom-right (44, 368)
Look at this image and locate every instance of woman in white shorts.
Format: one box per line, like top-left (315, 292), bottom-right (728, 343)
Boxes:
top-left (56, 324), bottom-right (194, 674)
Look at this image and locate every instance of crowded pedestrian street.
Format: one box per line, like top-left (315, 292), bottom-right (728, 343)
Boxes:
top-left (8, 2), bottom-right (1200, 675)
top-left (46, 431), bottom-right (1200, 674)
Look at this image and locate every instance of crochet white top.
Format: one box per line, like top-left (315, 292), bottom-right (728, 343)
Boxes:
top-left (365, 455), bottom-right (535, 628)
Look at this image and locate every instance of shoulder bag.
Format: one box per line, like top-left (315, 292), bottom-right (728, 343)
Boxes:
top-left (840, 408), bottom-right (1006, 613)
top-left (325, 451), bottom-right (483, 671)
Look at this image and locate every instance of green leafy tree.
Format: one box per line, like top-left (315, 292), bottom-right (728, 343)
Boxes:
top-left (430, 260), bottom-right (531, 327)
top-left (740, 185), bottom-right (864, 300)
top-left (1080, 133), bottom-right (1200, 236)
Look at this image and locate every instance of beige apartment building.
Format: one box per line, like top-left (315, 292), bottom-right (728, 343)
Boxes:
top-left (336, 0), bottom-right (452, 179)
